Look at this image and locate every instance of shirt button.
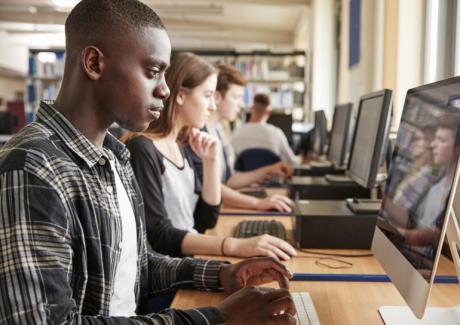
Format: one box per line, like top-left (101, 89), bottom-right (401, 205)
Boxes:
top-left (118, 242), bottom-right (123, 249)
top-left (106, 186), bottom-right (113, 194)
top-left (98, 157), bottom-right (106, 166)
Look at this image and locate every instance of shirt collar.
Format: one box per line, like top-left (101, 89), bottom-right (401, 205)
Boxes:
top-left (37, 101), bottom-right (130, 167)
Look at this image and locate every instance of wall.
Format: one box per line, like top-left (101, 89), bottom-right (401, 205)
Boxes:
top-left (337, 0), bottom-right (382, 115)
top-left (310, 0), bottom-right (337, 127)
top-left (338, 0), bottom-right (425, 129)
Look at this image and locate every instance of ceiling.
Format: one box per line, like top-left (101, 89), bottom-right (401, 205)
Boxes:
top-left (0, 0), bottom-right (310, 50)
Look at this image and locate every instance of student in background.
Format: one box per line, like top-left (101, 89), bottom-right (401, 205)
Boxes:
top-left (189, 64), bottom-right (294, 212)
top-left (0, 1), bottom-right (296, 323)
top-left (124, 52), bottom-right (296, 261)
top-left (231, 93), bottom-right (301, 165)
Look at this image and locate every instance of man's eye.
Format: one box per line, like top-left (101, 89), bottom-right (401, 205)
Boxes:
top-left (148, 69), bottom-right (160, 78)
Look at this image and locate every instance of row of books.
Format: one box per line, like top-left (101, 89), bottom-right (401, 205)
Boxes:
top-left (235, 60), bottom-right (302, 81)
top-left (243, 85), bottom-right (303, 110)
top-left (28, 52), bottom-right (65, 78)
top-left (27, 81), bottom-right (61, 104)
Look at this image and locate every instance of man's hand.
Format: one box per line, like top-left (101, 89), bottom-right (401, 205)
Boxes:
top-left (255, 194), bottom-right (293, 212)
top-left (218, 286), bottom-right (296, 325)
top-left (188, 128), bottom-right (218, 161)
top-left (265, 162), bottom-right (293, 178)
top-left (219, 256), bottom-right (293, 294)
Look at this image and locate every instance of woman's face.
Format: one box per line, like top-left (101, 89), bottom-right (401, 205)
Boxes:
top-left (178, 73), bottom-right (218, 128)
top-left (411, 130), bottom-right (427, 158)
top-left (431, 128), bottom-right (456, 166)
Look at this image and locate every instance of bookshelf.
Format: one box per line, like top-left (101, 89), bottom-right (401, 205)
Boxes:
top-left (187, 50), bottom-right (307, 121)
top-left (26, 49), bottom-right (65, 122)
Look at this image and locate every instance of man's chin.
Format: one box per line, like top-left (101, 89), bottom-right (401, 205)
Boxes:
top-left (117, 120), bottom-right (153, 133)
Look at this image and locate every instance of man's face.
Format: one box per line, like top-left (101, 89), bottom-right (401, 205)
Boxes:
top-left (431, 128), bottom-right (456, 166)
top-left (216, 84), bottom-right (245, 122)
top-left (97, 26), bottom-right (171, 132)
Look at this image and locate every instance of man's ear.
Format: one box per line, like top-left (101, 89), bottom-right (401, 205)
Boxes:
top-left (81, 46), bottom-right (104, 80)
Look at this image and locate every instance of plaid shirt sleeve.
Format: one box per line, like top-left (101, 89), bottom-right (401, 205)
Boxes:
top-left (0, 167), bottom-right (226, 324)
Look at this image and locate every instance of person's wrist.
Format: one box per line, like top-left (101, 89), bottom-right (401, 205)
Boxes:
top-left (218, 263), bottom-right (232, 291)
top-left (224, 237), bottom-right (238, 256)
top-left (251, 197), bottom-right (261, 210)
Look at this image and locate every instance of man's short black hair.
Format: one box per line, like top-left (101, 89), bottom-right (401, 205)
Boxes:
top-left (65, 0), bottom-right (165, 50)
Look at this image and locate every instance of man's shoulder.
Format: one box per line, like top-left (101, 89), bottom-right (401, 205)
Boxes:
top-left (0, 122), bottom-right (65, 173)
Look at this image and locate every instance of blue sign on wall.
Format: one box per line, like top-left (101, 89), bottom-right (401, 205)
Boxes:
top-left (349, 0), bottom-right (361, 67)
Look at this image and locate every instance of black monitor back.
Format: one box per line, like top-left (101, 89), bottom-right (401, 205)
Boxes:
top-left (347, 89), bottom-right (393, 189)
top-left (267, 112), bottom-right (293, 144)
top-left (327, 103), bottom-right (353, 166)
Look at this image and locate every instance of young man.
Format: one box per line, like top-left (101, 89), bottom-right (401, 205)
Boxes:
top-left (231, 93), bottom-right (302, 165)
top-left (0, 1), bottom-right (296, 324)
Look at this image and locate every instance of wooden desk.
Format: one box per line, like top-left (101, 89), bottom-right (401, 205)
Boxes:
top-left (172, 215), bottom-right (460, 324)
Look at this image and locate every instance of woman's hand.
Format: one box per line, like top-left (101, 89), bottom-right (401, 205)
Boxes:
top-left (188, 128), bottom-right (219, 161)
top-left (255, 195), bottom-right (293, 213)
top-left (224, 235), bottom-right (297, 261)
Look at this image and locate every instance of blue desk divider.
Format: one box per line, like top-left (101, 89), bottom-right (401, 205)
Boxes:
top-left (292, 273), bottom-right (459, 284)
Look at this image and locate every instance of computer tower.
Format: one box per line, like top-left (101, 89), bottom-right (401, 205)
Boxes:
top-left (294, 200), bottom-right (377, 249)
top-left (289, 176), bottom-right (372, 200)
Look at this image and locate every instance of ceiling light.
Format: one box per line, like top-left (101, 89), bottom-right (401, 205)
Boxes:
top-left (53, 0), bottom-right (78, 9)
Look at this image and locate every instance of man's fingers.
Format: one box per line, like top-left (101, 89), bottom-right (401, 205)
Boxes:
top-left (241, 257), bottom-right (293, 279)
top-left (268, 269), bottom-right (290, 289)
top-left (271, 313), bottom-right (297, 325)
top-left (269, 294), bottom-right (296, 317)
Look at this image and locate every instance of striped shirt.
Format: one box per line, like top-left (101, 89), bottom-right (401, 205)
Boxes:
top-left (0, 101), bottom-right (226, 324)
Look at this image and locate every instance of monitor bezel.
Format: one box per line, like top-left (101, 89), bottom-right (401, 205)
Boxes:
top-left (347, 89), bottom-right (393, 189)
top-left (327, 103), bottom-right (353, 167)
top-left (371, 76), bottom-right (460, 319)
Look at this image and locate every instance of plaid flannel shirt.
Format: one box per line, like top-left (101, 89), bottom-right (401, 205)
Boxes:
top-left (0, 101), bottom-right (226, 324)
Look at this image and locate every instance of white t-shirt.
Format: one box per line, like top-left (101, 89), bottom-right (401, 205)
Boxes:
top-left (108, 159), bottom-right (138, 317)
top-left (231, 122), bottom-right (301, 165)
top-left (161, 155), bottom-right (199, 232)
top-left (416, 176), bottom-right (451, 228)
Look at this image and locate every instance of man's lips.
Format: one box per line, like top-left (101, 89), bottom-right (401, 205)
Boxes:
top-left (148, 105), bottom-right (163, 118)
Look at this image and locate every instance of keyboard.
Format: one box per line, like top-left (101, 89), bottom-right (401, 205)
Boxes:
top-left (233, 220), bottom-right (287, 240)
top-left (292, 292), bottom-right (321, 325)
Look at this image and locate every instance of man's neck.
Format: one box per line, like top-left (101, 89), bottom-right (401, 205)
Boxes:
top-left (54, 86), bottom-right (110, 148)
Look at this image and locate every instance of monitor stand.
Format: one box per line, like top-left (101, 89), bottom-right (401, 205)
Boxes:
top-left (379, 211), bottom-right (460, 324)
top-left (379, 305), bottom-right (460, 324)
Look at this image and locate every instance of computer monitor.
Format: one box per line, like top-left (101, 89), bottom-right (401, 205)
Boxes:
top-left (267, 112), bottom-right (293, 145)
top-left (372, 76), bottom-right (460, 321)
top-left (312, 110), bottom-right (327, 156)
top-left (347, 89), bottom-right (393, 188)
top-left (327, 103), bottom-right (353, 167)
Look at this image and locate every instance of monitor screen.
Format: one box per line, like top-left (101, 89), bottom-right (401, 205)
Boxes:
top-left (267, 113), bottom-right (293, 145)
top-left (313, 110), bottom-right (327, 156)
top-left (347, 89), bottom-right (392, 188)
top-left (327, 103), bottom-right (353, 166)
top-left (372, 76), bottom-right (460, 318)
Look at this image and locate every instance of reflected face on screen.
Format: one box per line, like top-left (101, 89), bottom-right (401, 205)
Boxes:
top-left (379, 99), bottom-right (460, 280)
top-left (431, 128), bottom-right (456, 166)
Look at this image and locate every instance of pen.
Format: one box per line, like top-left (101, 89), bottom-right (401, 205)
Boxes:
top-left (292, 273), bottom-right (459, 284)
